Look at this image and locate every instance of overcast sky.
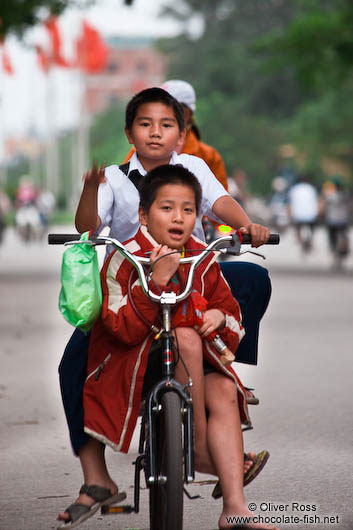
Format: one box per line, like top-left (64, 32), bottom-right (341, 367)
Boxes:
top-left (0, 0), bottom-right (201, 159)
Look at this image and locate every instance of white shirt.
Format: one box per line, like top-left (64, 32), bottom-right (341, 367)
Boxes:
top-left (288, 182), bottom-right (318, 222)
top-left (97, 151), bottom-right (228, 253)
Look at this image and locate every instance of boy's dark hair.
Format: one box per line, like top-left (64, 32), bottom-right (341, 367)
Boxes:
top-left (139, 164), bottom-right (202, 215)
top-left (125, 87), bottom-right (185, 132)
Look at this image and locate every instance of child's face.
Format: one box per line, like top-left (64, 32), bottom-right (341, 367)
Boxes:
top-left (125, 102), bottom-right (185, 169)
top-left (139, 183), bottom-right (196, 249)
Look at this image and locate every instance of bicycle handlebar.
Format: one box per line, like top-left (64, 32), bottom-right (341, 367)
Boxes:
top-left (48, 233), bottom-right (107, 245)
top-left (48, 232), bottom-right (280, 246)
top-left (48, 232), bottom-right (279, 304)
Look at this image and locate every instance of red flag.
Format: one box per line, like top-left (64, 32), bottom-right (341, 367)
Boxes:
top-left (35, 45), bottom-right (50, 73)
top-left (44, 16), bottom-right (69, 67)
top-left (1, 45), bottom-right (13, 75)
top-left (76, 20), bottom-right (109, 74)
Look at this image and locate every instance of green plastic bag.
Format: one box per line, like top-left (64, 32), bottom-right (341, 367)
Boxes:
top-left (59, 232), bottom-right (102, 332)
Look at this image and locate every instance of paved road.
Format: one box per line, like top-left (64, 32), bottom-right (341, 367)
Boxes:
top-left (0, 226), bottom-right (352, 530)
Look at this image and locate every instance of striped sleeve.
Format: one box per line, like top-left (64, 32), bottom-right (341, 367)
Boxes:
top-left (100, 250), bottom-right (159, 346)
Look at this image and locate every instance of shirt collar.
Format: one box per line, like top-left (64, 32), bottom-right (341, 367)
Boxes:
top-left (128, 151), bottom-right (179, 176)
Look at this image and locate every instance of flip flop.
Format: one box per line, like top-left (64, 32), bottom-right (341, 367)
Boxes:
top-left (243, 449), bottom-right (270, 487)
top-left (57, 484), bottom-right (126, 529)
top-left (212, 450), bottom-right (270, 499)
top-left (244, 387), bottom-right (259, 405)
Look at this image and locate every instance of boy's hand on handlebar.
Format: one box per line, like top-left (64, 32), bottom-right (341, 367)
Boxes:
top-left (150, 245), bottom-right (180, 286)
top-left (83, 162), bottom-right (106, 188)
top-left (197, 309), bottom-right (225, 338)
top-left (239, 223), bottom-right (270, 248)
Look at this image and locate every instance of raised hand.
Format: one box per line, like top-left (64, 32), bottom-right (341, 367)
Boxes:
top-left (83, 162), bottom-right (106, 188)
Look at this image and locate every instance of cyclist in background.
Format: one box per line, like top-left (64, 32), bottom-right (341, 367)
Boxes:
top-left (288, 174), bottom-right (318, 253)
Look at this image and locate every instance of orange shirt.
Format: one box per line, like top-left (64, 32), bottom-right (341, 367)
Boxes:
top-left (124, 129), bottom-right (228, 192)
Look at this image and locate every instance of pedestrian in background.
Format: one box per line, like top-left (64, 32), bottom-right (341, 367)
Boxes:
top-left (320, 176), bottom-right (351, 269)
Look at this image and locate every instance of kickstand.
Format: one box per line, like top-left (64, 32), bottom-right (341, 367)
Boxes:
top-left (183, 486), bottom-right (201, 500)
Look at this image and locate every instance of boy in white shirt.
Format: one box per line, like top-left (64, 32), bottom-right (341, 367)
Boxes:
top-left (58, 87), bottom-right (270, 528)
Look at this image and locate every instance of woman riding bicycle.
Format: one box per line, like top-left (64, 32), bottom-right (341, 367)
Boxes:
top-left (83, 165), bottom-right (277, 530)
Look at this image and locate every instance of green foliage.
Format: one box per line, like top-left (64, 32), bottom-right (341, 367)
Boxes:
top-left (4, 156), bottom-right (30, 200)
top-left (257, 0), bottom-right (353, 93)
top-left (158, 0), bottom-right (298, 194)
top-left (51, 208), bottom-right (75, 223)
top-left (196, 94), bottom-right (283, 195)
top-left (0, 0), bottom-right (92, 37)
top-left (158, 0), bottom-right (353, 189)
top-left (287, 78), bottom-right (353, 169)
top-left (256, 0), bottom-right (353, 182)
top-left (89, 102), bottom-right (130, 166)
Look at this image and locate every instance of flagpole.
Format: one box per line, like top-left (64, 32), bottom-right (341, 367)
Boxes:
top-left (72, 18), bottom-right (108, 209)
top-left (75, 68), bottom-right (89, 207)
top-left (44, 68), bottom-right (58, 195)
top-left (43, 16), bottom-right (68, 199)
top-left (0, 78), bottom-right (7, 187)
top-left (0, 49), bottom-right (8, 188)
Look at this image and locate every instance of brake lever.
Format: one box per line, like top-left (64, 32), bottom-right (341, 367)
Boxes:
top-left (240, 250), bottom-right (266, 260)
top-left (220, 247), bottom-right (266, 260)
top-left (219, 238), bottom-right (242, 256)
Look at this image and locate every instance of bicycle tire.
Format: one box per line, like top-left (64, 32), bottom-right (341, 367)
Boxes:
top-left (149, 391), bottom-right (184, 530)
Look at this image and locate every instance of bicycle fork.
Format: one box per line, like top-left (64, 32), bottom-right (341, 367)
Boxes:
top-left (113, 384), bottom-right (194, 516)
top-left (146, 381), bottom-right (195, 486)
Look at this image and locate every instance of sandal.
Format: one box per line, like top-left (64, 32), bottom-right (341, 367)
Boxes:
top-left (244, 387), bottom-right (259, 405)
top-left (57, 484), bottom-right (126, 529)
top-left (212, 450), bottom-right (270, 499)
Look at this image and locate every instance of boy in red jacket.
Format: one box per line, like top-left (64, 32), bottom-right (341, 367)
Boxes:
top-left (83, 165), bottom-right (276, 530)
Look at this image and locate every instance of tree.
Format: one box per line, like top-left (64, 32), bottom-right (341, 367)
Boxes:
top-left (158, 0), bottom-right (353, 188)
top-left (257, 0), bottom-right (353, 93)
top-left (256, 0), bottom-right (353, 182)
top-left (89, 102), bottom-right (130, 167)
top-left (158, 0), bottom-right (300, 194)
top-left (0, 0), bottom-right (91, 37)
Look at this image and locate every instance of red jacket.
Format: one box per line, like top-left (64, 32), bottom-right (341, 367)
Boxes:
top-left (84, 226), bottom-right (249, 453)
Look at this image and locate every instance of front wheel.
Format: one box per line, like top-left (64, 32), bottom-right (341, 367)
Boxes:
top-left (149, 391), bottom-right (184, 530)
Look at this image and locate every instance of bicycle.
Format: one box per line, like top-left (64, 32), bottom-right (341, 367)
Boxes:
top-left (49, 230), bottom-right (279, 530)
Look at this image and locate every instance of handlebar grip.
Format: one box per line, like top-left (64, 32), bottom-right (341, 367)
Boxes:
top-left (48, 234), bottom-right (106, 245)
top-left (48, 234), bottom-right (81, 244)
top-left (240, 233), bottom-right (280, 245)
